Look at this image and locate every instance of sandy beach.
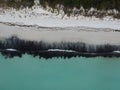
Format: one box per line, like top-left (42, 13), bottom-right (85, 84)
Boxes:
top-left (0, 23), bottom-right (120, 45)
top-left (0, 6), bottom-right (120, 30)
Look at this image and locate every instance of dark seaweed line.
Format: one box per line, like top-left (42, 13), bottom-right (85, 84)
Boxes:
top-left (0, 36), bottom-right (120, 59)
top-left (1, 50), bottom-right (120, 59)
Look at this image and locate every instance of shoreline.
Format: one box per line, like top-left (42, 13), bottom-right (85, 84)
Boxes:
top-left (0, 36), bottom-right (120, 58)
top-left (0, 22), bottom-right (120, 58)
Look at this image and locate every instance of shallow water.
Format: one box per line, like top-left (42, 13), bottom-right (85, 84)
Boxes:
top-left (0, 54), bottom-right (120, 90)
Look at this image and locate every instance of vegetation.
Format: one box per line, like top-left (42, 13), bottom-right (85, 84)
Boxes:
top-left (40, 0), bottom-right (120, 18)
top-left (0, 0), bottom-right (120, 18)
top-left (0, 0), bottom-right (120, 11)
top-left (0, 0), bottom-right (34, 8)
top-left (40, 0), bottom-right (120, 11)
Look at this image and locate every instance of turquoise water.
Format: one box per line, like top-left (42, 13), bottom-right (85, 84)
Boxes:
top-left (0, 54), bottom-right (120, 90)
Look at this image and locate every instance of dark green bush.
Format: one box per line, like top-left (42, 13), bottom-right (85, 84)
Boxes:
top-left (40, 0), bottom-right (120, 11)
top-left (0, 0), bottom-right (120, 11)
top-left (0, 0), bottom-right (34, 8)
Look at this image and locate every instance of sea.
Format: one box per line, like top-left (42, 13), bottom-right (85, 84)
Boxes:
top-left (0, 54), bottom-right (120, 90)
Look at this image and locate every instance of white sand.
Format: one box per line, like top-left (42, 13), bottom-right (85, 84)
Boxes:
top-left (0, 6), bottom-right (120, 29)
top-left (0, 23), bottom-right (120, 45)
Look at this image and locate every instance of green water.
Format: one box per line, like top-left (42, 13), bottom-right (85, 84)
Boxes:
top-left (0, 54), bottom-right (120, 90)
